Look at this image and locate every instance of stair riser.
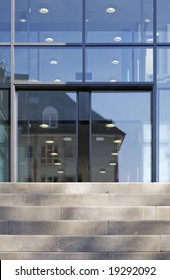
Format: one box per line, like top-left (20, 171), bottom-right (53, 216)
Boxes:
top-left (0, 221), bottom-right (169, 235)
top-left (1, 194), bottom-right (170, 206)
top-left (0, 235), bottom-right (165, 252)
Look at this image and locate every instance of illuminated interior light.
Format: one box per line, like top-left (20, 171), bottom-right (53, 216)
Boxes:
top-left (50, 152), bottom-right (58, 156)
top-left (96, 137), bottom-right (105, 141)
top-left (45, 140), bottom-right (54, 144)
top-left (50, 60), bottom-right (58, 65)
top-left (114, 36), bottom-right (122, 42)
top-left (39, 124), bottom-right (49, 128)
top-left (63, 137), bottom-right (72, 141)
top-left (105, 123), bottom-right (115, 128)
top-left (112, 60), bottom-right (119, 65)
top-left (45, 37), bottom-right (54, 42)
top-left (106, 7), bottom-right (116, 13)
top-left (99, 169), bottom-right (106, 174)
top-left (39, 8), bottom-right (49, 14)
top-left (113, 139), bottom-right (122, 144)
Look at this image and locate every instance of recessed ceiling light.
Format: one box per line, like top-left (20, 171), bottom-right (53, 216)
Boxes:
top-left (50, 60), bottom-right (58, 65)
top-left (20, 18), bottom-right (27, 23)
top-left (45, 140), bottom-right (54, 144)
top-left (114, 36), bottom-right (122, 42)
top-left (105, 123), bottom-right (115, 128)
top-left (112, 60), bottom-right (119, 65)
top-left (111, 152), bottom-right (118, 156)
top-left (106, 7), bottom-right (116, 13)
top-left (109, 162), bottom-right (116, 166)
top-left (96, 137), bottom-right (105, 141)
top-left (50, 152), bottom-right (58, 156)
top-left (147, 38), bottom-right (153, 43)
top-left (100, 169), bottom-right (106, 174)
top-left (63, 137), bottom-right (72, 141)
top-left (58, 170), bottom-right (64, 174)
top-left (110, 79), bottom-right (117, 82)
top-left (54, 161), bottom-right (61, 166)
top-left (39, 8), bottom-right (49, 14)
top-left (114, 139), bottom-right (122, 144)
top-left (144, 19), bottom-right (151, 23)
top-left (39, 124), bottom-right (49, 128)
top-left (54, 79), bottom-right (61, 82)
top-left (45, 37), bottom-right (54, 42)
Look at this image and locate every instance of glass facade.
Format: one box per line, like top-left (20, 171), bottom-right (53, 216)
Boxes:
top-left (1, 0), bottom-right (170, 182)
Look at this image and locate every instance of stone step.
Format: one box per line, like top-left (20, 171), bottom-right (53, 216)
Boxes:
top-left (0, 183), bottom-right (170, 194)
top-left (0, 235), bottom-right (169, 252)
top-left (1, 252), bottom-right (170, 260)
top-left (0, 206), bottom-right (161, 220)
top-left (0, 220), bottom-right (170, 235)
top-left (1, 193), bottom-right (170, 206)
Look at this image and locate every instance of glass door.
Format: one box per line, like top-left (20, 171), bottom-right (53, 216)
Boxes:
top-left (91, 90), bottom-right (152, 182)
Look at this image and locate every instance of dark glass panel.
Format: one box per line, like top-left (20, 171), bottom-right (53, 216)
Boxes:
top-left (18, 91), bottom-right (77, 182)
top-left (0, 0), bottom-right (11, 42)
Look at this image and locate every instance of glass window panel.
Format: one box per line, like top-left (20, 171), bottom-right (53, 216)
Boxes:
top-left (15, 47), bottom-right (82, 82)
top-left (0, 47), bottom-right (11, 83)
top-left (0, 0), bottom-right (11, 42)
top-left (159, 89), bottom-right (170, 181)
top-left (86, 48), bottom-right (153, 82)
top-left (15, 0), bottom-right (82, 43)
top-left (157, 0), bottom-right (170, 42)
top-left (18, 91), bottom-right (77, 182)
top-left (0, 89), bottom-right (10, 181)
top-left (86, 0), bottom-right (153, 43)
top-left (91, 91), bottom-right (151, 182)
top-left (157, 48), bottom-right (170, 83)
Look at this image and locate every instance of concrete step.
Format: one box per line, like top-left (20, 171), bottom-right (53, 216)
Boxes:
top-left (1, 252), bottom-right (170, 260)
top-left (1, 193), bottom-right (170, 206)
top-left (0, 206), bottom-right (159, 221)
top-left (0, 235), bottom-right (169, 252)
top-left (0, 220), bottom-right (170, 235)
top-left (1, 183), bottom-right (170, 194)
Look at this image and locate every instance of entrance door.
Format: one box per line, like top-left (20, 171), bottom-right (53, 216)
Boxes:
top-left (91, 90), bottom-right (152, 182)
top-left (17, 89), bottom-right (151, 182)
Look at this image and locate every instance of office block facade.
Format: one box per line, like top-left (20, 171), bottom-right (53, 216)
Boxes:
top-left (1, 0), bottom-right (170, 183)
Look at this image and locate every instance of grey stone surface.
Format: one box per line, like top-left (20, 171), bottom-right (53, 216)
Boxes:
top-left (160, 235), bottom-right (170, 251)
top-left (62, 206), bottom-right (156, 220)
top-left (0, 235), bottom-right (57, 251)
top-left (109, 221), bottom-right (170, 235)
top-left (0, 221), bottom-right (8, 234)
top-left (0, 252), bottom-right (108, 260)
top-left (108, 252), bottom-right (170, 260)
top-left (157, 207), bottom-right (170, 220)
top-left (0, 206), bottom-right (61, 220)
top-left (57, 236), bottom-right (160, 252)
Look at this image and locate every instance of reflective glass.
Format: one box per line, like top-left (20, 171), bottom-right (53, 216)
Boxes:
top-left (0, 47), bottom-right (11, 83)
top-left (159, 89), bottom-right (170, 181)
top-left (0, 89), bottom-right (10, 181)
top-left (15, 47), bottom-right (82, 82)
top-left (86, 0), bottom-right (153, 43)
top-left (86, 48), bottom-right (153, 82)
top-left (15, 0), bottom-right (82, 43)
top-left (157, 0), bottom-right (170, 42)
top-left (157, 48), bottom-right (170, 84)
top-left (91, 91), bottom-right (151, 182)
top-left (18, 91), bottom-right (77, 182)
top-left (0, 0), bottom-right (11, 42)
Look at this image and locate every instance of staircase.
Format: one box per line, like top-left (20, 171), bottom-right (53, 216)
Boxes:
top-left (0, 183), bottom-right (170, 259)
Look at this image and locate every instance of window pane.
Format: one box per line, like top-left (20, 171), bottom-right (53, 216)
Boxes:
top-left (91, 91), bottom-right (151, 182)
top-left (157, 48), bottom-right (170, 83)
top-left (0, 0), bottom-right (11, 42)
top-left (15, 47), bottom-right (82, 82)
top-left (86, 48), bottom-right (153, 82)
top-left (86, 0), bottom-right (153, 43)
top-left (159, 89), bottom-right (170, 181)
top-left (18, 91), bottom-right (77, 182)
top-left (0, 47), bottom-right (11, 83)
top-left (157, 0), bottom-right (170, 42)
top-left (0, 89), bottom-right (10, 181)
top-left (15, 0), bottom-right (82, 43)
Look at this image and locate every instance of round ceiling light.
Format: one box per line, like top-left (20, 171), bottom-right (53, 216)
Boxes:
top-left (106, 7), bottom-right (116, 13)
top-left (45, 37), bottom-right (54, 42)
top-left (39, 8), bottom-right (49, 14)
top-left (114, 36), bottom-right (122, 42)
top-left (112, 59), bottom-right (119, 65)
top-left (105, 123), bottom-right (115, 128)
top-left (39, 124), bottom-right (49, 128)
top-left (45, 140), bottom-right (54, 144)
top-left (50, 60), bottom-right (58, 65)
